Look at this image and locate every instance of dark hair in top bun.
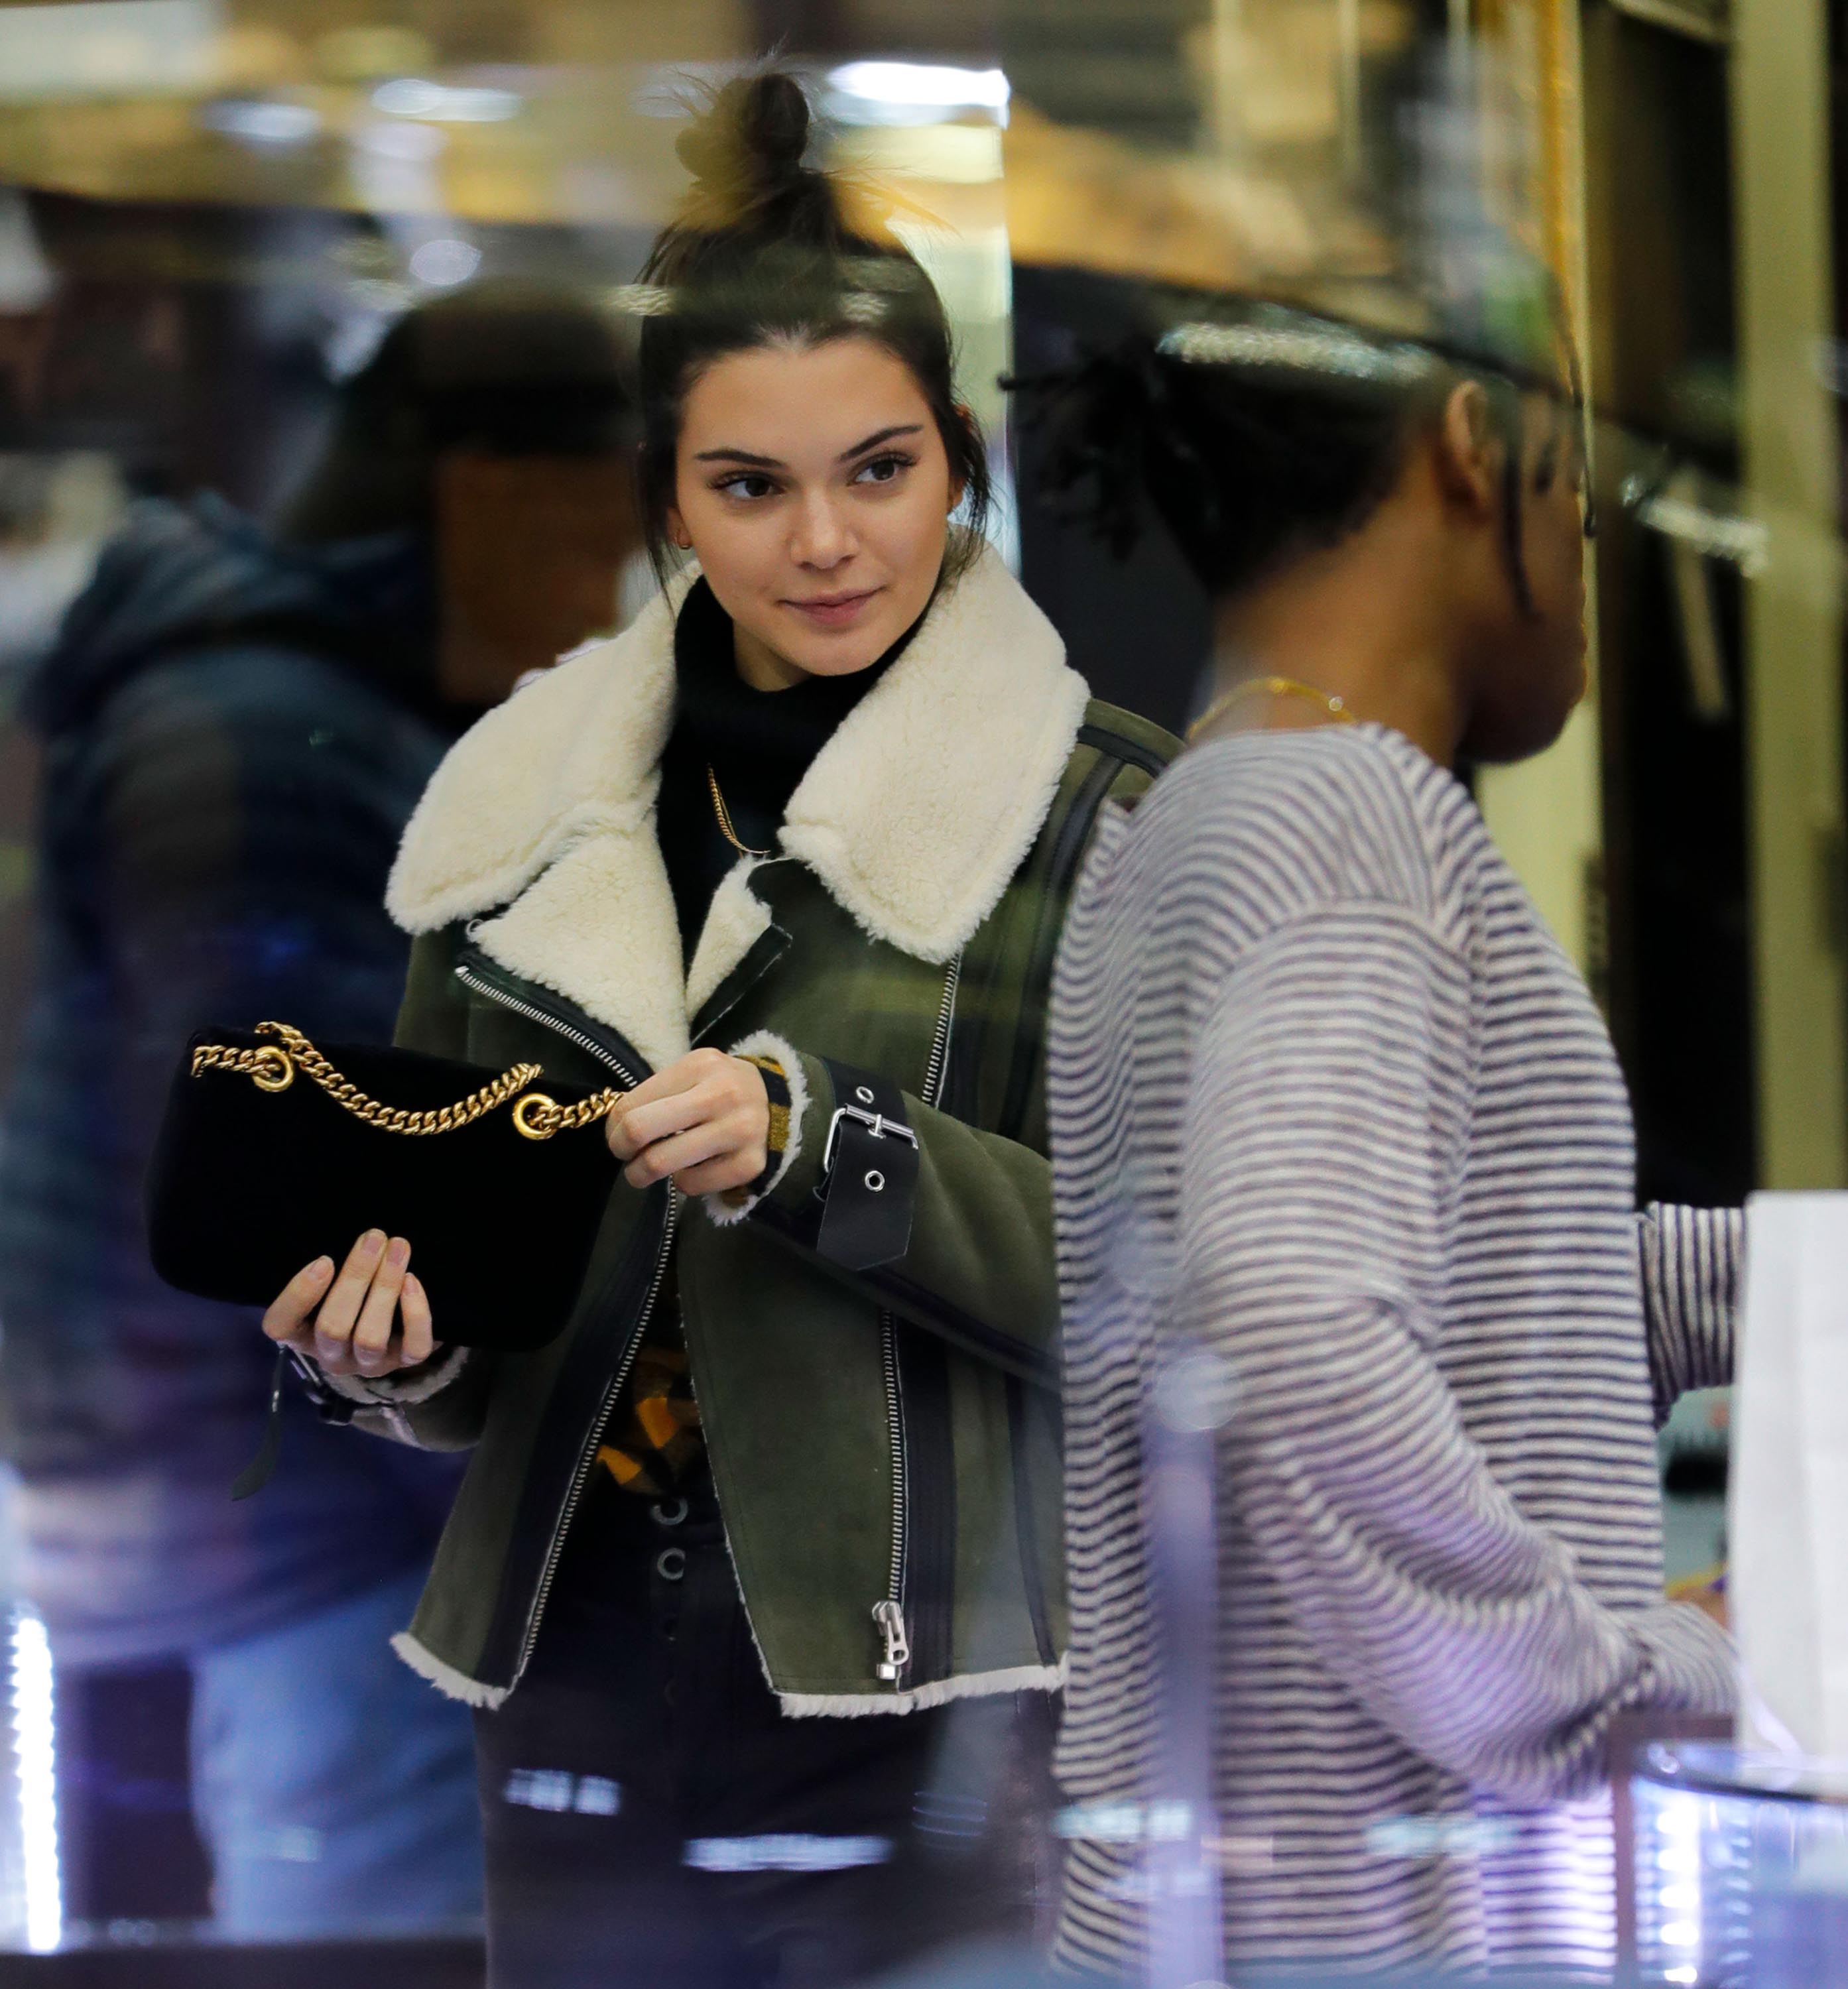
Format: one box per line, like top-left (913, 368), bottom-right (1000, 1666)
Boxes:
top-left (635, 70), bottom-right (991, 586)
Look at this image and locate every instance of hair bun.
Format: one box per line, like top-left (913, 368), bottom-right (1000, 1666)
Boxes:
top-left (675, 73), bottom-right (812, 208)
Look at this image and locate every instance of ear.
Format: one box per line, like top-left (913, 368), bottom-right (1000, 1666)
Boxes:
top-left (1433, 380), bottom-right (1501, 520)
top-left (665, 503), bottom-right (692, 552)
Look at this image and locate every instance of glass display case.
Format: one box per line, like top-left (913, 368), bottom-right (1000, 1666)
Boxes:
top-left (1631, 1742), bottom-right (1848, 1988)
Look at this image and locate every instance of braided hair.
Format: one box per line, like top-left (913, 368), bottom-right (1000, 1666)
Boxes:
top-left (1008, 287), bottom-right (1587, 612)
top-left (635, 71), bottom-right (991, 587)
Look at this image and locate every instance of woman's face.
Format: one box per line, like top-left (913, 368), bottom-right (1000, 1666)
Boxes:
top-left (666, 335), bottom-right (961, 690)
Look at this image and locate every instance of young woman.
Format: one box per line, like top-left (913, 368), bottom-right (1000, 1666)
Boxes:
top-left (257, 74), bottom-right (1174, 1988)
top-left (1032, 303), bottom-right (1737, 1974)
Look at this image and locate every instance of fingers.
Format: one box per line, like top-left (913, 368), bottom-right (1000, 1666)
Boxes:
top-left (264, 1256), bottom-right (335, 1347)
top-left (623, 1119), bottom-right (762, 1191)
top-left (612, 1054), bottom-right (771, 1191)
top-left (674, 1152), bottom-right (767, 1197)
top-left (263, 1235), bottom-right (436, 1382)
top-left (608, 1087), bottom-right (705, 1164)
top-left (313, 1229), bottom-right (387, 1371)
top-left (351, 1237), bottom-right (411, 1374)
top-left (399, 1274), bottom-right (439, 1368)
top-left (606, 1049), bottom-right (737, 1162)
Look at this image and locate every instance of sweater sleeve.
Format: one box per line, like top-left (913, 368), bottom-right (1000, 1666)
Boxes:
top-left (1185, 907), bottom-right (1735, 1805)
top-left (1636, 1204), bottom-right (1742, 1422)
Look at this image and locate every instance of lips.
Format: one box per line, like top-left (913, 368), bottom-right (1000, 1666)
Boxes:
top-left (784, 588), bottom-right (879, 630)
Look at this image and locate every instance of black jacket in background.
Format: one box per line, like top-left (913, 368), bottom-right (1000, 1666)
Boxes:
top-left (0, 493), bottom-right (471, 1664)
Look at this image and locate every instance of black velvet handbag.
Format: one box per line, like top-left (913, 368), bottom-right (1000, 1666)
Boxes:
top-left (147, 1022), bottom-right (623, 1356)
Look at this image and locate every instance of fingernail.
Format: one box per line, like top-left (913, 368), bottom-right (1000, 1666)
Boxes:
top-left (308, 1256), bottom-right (333, 1280)
top-left (386, 1238), bottom-right (410, 1269)
top-left (361, 1229), bottom-right (386, 1254)
top-left (404, 1274), bottom-right (422, 1297)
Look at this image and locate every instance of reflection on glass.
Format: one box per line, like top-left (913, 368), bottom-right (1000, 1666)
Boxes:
top-left (0, 2), bottom-right (1821, 1984)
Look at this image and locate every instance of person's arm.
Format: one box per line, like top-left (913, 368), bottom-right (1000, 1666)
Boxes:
top-left (690, 739), bottom-right (1170, 1387)
top-left (1636, 1204), bottom-right (1741, 1422)
top-left (1182, 906), bottom-right (1733, 1805)
top-left (733, 1048), bottom-right (1058, 1385)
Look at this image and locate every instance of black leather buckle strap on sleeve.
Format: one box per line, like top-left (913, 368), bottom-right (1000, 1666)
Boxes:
top-left (815, 1060), bottom-right (919, 1272)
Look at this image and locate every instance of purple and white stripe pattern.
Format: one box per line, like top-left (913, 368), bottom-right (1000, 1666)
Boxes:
top-left (1048, 725), bottom-right (1738, 1976)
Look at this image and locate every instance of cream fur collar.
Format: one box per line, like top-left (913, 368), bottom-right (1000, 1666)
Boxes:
top-left (386, 546), bottom-right (1089, 1072)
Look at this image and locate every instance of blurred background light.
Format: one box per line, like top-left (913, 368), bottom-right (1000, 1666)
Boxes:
top-left (371, 78), bottom-right (522, 125)
top-left (9, 1610), bottom-right (59, 1955)
top-left (825, 61), bottom-right (1009, 127)
top-left (408, 237), bottom-right (481, 287)
top-left (198, 99), bottom-right (322, 149)
top-left (0, 0), bottom-right (220, 104)
top-left (351, 120), bottom-right (447, 164)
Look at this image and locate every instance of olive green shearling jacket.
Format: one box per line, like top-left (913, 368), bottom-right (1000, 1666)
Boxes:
top-left (325, 548), bottom-right (1176, 1715)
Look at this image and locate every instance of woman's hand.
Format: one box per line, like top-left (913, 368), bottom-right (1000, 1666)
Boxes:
top-left (261, 1229), bottom-right (442, 1379)
top-left (606, 1048), bottom-right (770, 1196)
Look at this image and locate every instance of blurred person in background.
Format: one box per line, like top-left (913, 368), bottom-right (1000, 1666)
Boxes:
top-left (257, 72), bottom-right (1175, 1989)
top-left (1030, 294), bottom-right (1737, 1974)
top-left (0, 455), bottom-right (120, 694)
top-left (0, 281), bottom-right (639, 1934)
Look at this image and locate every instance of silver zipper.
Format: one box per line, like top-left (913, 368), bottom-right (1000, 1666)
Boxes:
top-left (870, 950), bottom-right (962, 1689)
top-left (453, 960), bottom-right (679, 1689)
top-left (875, 1310), bottom-right (908, 1677)
top-left (872, 1598), bottom-right (911, 1683)
top-left (455, 960), bottom-right (638, 1081)
top-left (920, 948), bottom-right (961, 1108)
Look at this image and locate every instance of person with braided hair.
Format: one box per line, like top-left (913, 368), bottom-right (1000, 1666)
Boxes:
top-left (1034, 295), bottom-right (1739, 1972)
top-left (257, 70), bottom-right (1177, 1988)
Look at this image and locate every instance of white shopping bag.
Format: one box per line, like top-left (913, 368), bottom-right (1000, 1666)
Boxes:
top-left (1731, 1191), bottom-right (1848, 1754)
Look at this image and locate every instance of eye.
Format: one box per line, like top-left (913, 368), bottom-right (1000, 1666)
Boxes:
top-left (714, 471), bottom-right (779, 501)
top-left (852, 452), bottom-right (915, 487)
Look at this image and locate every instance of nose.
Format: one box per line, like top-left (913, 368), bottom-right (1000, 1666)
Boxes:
top-left (788, 487), bottom-right (854, 572)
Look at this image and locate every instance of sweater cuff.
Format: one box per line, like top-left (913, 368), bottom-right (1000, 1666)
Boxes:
top-left (704, 1031), bottom-right (813, 1227)
top-left (315, 1344), bottom-right (471, 1407)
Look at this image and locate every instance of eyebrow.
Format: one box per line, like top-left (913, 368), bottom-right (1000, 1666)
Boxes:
top-left (692, 423), bottom-right (926, 469)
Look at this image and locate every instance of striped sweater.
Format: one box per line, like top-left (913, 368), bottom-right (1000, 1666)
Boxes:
top-left (1047, 725), bottom-right (1738, 1975)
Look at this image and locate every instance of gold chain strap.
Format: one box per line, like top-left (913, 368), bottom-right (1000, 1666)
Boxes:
top-left (190, 1022), bottom-right (624, 1142)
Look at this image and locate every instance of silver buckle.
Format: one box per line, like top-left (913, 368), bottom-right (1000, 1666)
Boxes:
top-left (823, 1104), bottom-right (919, 1176)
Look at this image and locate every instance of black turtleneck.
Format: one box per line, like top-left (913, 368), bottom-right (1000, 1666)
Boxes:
top-left (656, 578), bottom-right (914, 965)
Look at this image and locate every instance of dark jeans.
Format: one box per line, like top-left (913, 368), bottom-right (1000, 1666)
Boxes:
top-left (473, 1469), bottom-right (1058, 1989)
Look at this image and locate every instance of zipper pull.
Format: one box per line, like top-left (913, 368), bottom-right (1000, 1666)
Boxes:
top-left (873, 1600), bottom-right (911, 1684)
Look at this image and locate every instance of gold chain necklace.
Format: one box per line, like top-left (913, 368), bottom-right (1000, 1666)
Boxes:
top-left (1186, 674), bottom-right (1358, 745)
top-left (706, 764), bottom-right (773, 859)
